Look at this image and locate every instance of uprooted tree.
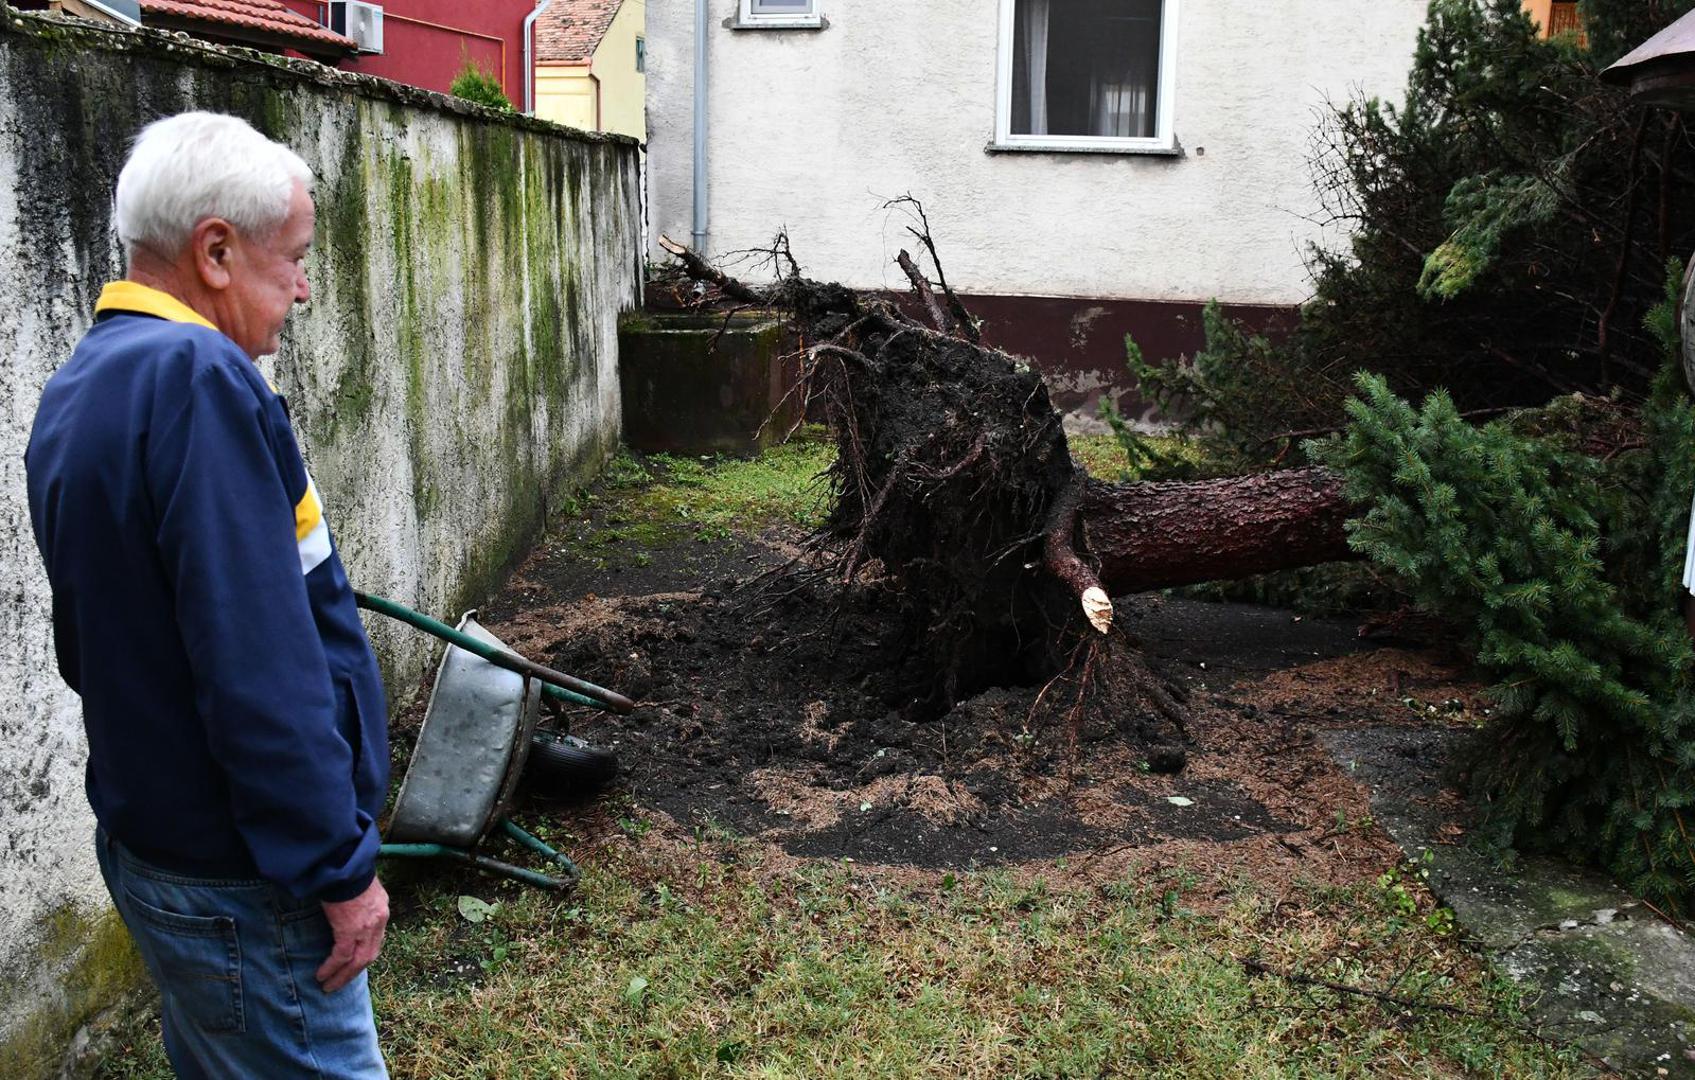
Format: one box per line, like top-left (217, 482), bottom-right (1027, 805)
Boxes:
top-left (655, 0), bottom-right (1695, 914)
top-left (658, 234), bottom-right (1356, 758)
top-left (662, 227), bottom-right (1695, 914)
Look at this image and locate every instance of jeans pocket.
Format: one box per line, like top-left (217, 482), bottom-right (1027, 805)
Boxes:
top-left (120, 884), bottom-right (245, 1034)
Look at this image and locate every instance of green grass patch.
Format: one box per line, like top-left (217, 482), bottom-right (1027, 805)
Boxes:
top-left (1066, 433), bottom-right (1131, 481)
top-left (559, 429), bottom-right (836, 566)
top-left (1068, 432), bottom-right (1206, 483)
top-left (94, 829), bottom-right (1583, 1079)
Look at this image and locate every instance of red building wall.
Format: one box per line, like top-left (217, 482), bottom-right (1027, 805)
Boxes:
top-left (282, 0), bottom-right (534, 102)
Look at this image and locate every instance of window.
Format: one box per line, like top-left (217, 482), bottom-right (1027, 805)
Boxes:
top-left (738, 0), bottom-right (821, 29)
top-left (636, 36), bottom-right (646, 73)
top-left (996, 0), bottom-right (1178, 153)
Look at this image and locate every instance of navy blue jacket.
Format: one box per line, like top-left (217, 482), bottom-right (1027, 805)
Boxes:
top-left (26, 282), bottom-right (388, 902)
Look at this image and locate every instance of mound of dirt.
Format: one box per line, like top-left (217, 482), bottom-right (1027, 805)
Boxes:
top-left (443, 526), bottom-right (1469, 888)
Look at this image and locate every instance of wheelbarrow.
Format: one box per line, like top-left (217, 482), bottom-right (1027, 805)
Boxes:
top-left (355, 592), bottom-right (633, 891)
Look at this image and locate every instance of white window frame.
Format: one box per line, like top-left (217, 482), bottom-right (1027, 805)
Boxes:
top-left (738, 0), bottom-right (822, 30)
top-left (994, 0), bottom-right (1180, 154)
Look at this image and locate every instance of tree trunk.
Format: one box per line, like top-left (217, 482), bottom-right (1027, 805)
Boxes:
top-left (1084, 466), bottom-right (1355, 594)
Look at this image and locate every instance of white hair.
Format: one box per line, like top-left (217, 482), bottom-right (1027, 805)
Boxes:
top-left (114, 112), bottom-right (313, 261)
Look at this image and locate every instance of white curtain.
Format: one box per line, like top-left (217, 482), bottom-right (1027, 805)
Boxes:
top-left (1022, 0), bottom-right (1051, 136)
top-left (1092, 36), bottom-right (1156, 138)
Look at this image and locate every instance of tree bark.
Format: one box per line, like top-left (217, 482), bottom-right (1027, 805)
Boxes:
top-left (1083, 466), bottom-right (1355, 594)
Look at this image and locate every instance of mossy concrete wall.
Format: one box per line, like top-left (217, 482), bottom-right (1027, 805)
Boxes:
top-left (0, 8), bottom-right (641, 1069)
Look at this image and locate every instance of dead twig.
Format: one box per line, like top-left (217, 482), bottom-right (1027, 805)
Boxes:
top-left (659, 234), bottom-right (769, 306)
top-left (884, 195), bottom-right (980, 342)
top-left (896, 249), bottom-right (956, 336)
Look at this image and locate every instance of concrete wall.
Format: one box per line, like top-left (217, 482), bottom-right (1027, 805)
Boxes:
top-left (646, 0), bottom-right (1428, 305)
top-left (0, 8), bottom-right (642, 1069)
top-left (535, 0), bottom-right (648, 141)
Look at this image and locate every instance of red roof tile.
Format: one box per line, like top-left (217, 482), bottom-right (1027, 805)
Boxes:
top-left (535, 0), bottom-right (622, 64)
top-left (139, 0), bottom-right (356, 55)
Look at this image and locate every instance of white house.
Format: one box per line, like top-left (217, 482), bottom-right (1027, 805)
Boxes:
top-left (645, 0), bottom-right (1430, 422)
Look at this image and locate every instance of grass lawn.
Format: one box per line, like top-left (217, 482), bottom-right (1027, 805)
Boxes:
top-left (93, 822), bottom-right (1587, 1077)
top-left (91, 434), bottom-right (1591, 1079)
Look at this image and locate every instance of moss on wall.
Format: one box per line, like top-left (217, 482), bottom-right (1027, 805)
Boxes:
top-left (322, 112), bottom-right (378, 440)
top-left (0, 905), bottom-right (144, 1078)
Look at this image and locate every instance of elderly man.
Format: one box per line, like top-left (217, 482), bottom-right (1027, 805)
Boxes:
top-left (26, 112), bottom-right (390, 1077)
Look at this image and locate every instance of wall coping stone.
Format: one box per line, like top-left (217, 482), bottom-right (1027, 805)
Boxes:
top-left (0, 1), bottom-right (642, 148)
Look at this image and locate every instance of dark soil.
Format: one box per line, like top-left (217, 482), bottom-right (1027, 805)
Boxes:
top-left (450, 509), bottom-right (1485, 887)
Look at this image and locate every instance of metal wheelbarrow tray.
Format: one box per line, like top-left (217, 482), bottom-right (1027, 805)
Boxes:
top-left (362, 601), bottom-right (631, 891)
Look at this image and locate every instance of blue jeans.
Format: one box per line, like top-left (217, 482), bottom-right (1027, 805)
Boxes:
top-left (96, 829), bottom-right (387, 1079)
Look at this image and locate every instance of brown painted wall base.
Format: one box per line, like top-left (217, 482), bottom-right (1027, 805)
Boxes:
top-left (645, 288), bottom-right (1296, 432)
top-left (951, 293), bottom-right (1297, 429)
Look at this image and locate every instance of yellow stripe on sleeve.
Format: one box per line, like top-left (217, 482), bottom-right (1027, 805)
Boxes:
top-left (295, 479), bottom-right (331, 575)
top-left (294, 481), bottom-right (323, 542)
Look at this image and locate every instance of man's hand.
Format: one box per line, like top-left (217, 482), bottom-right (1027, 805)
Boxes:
top-left (317, 876), bottom-right (389, 993)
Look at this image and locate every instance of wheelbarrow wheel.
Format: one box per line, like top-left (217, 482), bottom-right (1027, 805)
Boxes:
top-left (525, 732), bottom-right (619, 795)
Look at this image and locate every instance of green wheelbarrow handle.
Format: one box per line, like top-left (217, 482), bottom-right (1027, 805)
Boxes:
top-left (354, 591), bottom-right (634, 714)
top-left (381, 820), bottom-right (581, 891)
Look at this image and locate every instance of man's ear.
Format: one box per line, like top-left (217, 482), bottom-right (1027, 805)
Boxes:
top-left (190, 218), bottom-right (235, 291)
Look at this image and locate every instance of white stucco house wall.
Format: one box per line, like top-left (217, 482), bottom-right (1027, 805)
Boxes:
top-left (645, 0), bottom-right (1431, 420)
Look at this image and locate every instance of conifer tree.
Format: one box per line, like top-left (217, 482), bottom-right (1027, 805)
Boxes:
top-left (1314, 262), bottom-right (1695, 911)
top-left (1108, 0), bottom-right (1695, 909)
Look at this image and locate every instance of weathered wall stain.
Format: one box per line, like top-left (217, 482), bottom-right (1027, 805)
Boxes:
top-left (0, 7), bottom-right (642, 1068)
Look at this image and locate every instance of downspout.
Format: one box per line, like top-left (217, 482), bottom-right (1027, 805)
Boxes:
top-left (523, 0), bottom-right (554, 114)
top-left (692, 0), bottom-right (709, 251)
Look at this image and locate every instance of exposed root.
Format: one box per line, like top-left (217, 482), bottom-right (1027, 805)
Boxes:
top-left (656, 228), bottom-right (1193, 745)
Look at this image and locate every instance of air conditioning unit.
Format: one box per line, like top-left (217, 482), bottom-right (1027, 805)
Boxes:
top-left (330, 0), bottom-right (384, 54)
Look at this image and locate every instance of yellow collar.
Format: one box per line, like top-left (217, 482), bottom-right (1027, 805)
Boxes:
top-left (94, 281), bottom-right (219, 331)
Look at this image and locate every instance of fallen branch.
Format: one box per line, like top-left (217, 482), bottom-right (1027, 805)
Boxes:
top-left (658, 234), bottom-right (770, 307)
top-left (1237, 956), bottom-right (1495, 1020)
top-left (896, 249), bottom-right (955, 335)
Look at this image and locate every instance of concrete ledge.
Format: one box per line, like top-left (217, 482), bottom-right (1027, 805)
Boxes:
top-left (1327, 726), bottom-right (1695, 1076)
top-left (985, 139), bottom-right (1185, 158)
